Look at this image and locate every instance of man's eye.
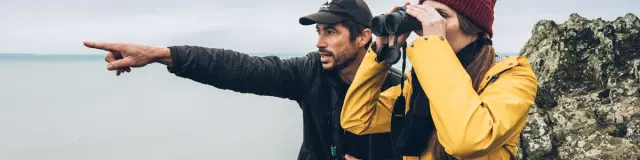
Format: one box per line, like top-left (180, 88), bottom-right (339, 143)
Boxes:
top-left (327, 30), bottom-right (336, 34)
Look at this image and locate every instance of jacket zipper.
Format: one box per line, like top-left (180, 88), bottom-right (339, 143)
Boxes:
top-left (479, 74), bottom-right (500, 94)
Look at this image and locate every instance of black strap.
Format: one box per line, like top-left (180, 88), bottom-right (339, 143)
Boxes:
top-left (395, 35), bottom-right (407, 94)
top-left (389, 34), bottom-right (408, 156)
top-left (385, 34), bottom-right (407, 93)
top-left (375, 43), bottom-right (388, 63)
top-left (387, 34), bottom-right (407, 113)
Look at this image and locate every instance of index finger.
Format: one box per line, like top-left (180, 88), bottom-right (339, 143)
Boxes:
top-left (415, 5), bottom-right (441, 18)
top-left (387, 2), bottom-right (411, 14)
top-left (403, 1), bottom-right (410, 7)
top-left (83, 41), bottom-right (121, 51)
top-left (387, 6), bottom-right (398, 14)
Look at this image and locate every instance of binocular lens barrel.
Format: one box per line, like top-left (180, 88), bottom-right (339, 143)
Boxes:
top-left (371, 15), bottom-right (387, 36)
top-left (384, 12), bottom-right (404, 35)
top-left (369, 6), bottom-right (423, 65)
top-left (385, 11), bottom-right (422, 35)
top-left (370, 7), bottom-right (422, 36)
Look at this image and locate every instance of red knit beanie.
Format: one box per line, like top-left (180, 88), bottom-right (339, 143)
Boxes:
top-left (418, 0), bottom-right (496, 38)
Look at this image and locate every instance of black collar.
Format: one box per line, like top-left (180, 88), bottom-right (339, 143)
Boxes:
top-left (456, 36), bottom-right (492, 68)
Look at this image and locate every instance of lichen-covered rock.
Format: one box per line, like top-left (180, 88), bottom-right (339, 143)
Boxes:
top-left (520, 106), bottom-right (557, 159)
top-left (517, 13), bottom-right (640, 159)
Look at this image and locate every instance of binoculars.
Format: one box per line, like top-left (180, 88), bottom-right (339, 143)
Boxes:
top-left (371, 6), bottom-right (422, 65)
top-left (371, 6), bottom-right (422, 36)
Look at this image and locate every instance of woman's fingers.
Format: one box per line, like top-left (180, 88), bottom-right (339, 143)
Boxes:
top-left (406, 4), bottom-right (446, 37)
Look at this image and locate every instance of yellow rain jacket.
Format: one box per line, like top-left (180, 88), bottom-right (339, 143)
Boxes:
top-left (340, 35), bottom-right (538, 160)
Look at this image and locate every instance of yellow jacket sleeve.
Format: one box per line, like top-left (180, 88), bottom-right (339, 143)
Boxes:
top-left (340, 44), bottom-right (406, 135)
top-left (406, 35), bottom-right (538, 159)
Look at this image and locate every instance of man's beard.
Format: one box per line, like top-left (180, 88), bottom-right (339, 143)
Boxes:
top-left (319, 44), bottom-right (358, 70)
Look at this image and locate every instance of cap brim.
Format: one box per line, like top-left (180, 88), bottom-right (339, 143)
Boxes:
top-left (299, 11), bottom-right (348, 25)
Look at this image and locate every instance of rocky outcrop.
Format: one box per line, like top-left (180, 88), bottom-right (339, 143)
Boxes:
top-left (518, 13), bottom-right (640, 159)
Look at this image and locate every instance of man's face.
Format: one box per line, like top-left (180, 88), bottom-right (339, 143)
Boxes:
top-left (315, 23), bottom-right (359, 70)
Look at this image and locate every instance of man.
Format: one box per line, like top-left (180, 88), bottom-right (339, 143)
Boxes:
top-left (83, 0), bottom-right (401, 159)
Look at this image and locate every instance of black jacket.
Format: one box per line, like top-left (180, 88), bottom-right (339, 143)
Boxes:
top-left (166, 46), bottom-right (402, 160)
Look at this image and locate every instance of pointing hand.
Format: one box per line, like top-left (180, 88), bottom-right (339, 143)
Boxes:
top-left (83, 41), bottom-right (171, 76)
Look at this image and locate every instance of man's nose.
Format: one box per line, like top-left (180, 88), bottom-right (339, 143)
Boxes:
top-left (316, 37), bottom-right (328, 49)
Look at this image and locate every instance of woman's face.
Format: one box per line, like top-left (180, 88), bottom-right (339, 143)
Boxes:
top-left (415, 1), bottom-right (477, 53)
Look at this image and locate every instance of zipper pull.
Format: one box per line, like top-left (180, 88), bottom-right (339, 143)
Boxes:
top-left (489, 75), bottom-right (499, 84)
top-left (330, 145), bottom-right (337, 156)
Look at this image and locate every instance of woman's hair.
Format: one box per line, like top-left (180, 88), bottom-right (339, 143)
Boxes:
top-left (431, 10), bottom-right (496, 160)
top-left (459, 15), bottom-right (496, 91)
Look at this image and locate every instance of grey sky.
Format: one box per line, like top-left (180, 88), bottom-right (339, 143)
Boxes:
top-left (0, 0), bottom-right (637, 55)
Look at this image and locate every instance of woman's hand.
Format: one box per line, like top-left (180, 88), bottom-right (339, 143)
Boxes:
top-left (374, 2), bottom-right (412, 51)
top-left (406, 4), bottom-right (447, 38)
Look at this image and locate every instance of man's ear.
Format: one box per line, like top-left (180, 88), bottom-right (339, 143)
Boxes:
top-left (359, 28), bottom-right (372, 48)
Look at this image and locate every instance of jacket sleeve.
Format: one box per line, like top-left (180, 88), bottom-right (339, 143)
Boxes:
top-left (406, 35), bottom-right (538, 159)
top-left (166, 45), bottom-right (319, 101)
top-left (340, 44), bottom-right (406, 135)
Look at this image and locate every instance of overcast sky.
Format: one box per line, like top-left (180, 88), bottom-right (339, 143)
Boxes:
top-left (0, 0), bottom-right (637, 55)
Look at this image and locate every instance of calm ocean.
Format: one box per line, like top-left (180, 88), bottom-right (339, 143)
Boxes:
top-left (0, 54), bottom-right (303, 160)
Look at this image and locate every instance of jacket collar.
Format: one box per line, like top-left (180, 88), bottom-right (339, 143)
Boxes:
top-left (477, 56), bottom-right (520, 92)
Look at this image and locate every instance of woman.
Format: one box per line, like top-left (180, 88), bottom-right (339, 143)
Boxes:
top-left (340, 0), bottom-right (538, 159)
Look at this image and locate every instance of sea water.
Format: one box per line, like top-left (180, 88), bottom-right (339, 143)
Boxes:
top-left (0, 54), bottom-right (302, 160)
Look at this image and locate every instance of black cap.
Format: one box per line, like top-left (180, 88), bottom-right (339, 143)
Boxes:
top-left (299, 0), bottom-right (373, 28)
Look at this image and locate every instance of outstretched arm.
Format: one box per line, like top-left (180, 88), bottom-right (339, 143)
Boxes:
top-left (166, 46), bottom-right (319, 100)
top-left (83, 42), bottom-right (319, 101)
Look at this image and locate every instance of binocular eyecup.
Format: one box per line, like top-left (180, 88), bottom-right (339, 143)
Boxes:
top-left (376, 43), bottom-right (403, 65)
top-left (371, 6), bottom-right (423, 37)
